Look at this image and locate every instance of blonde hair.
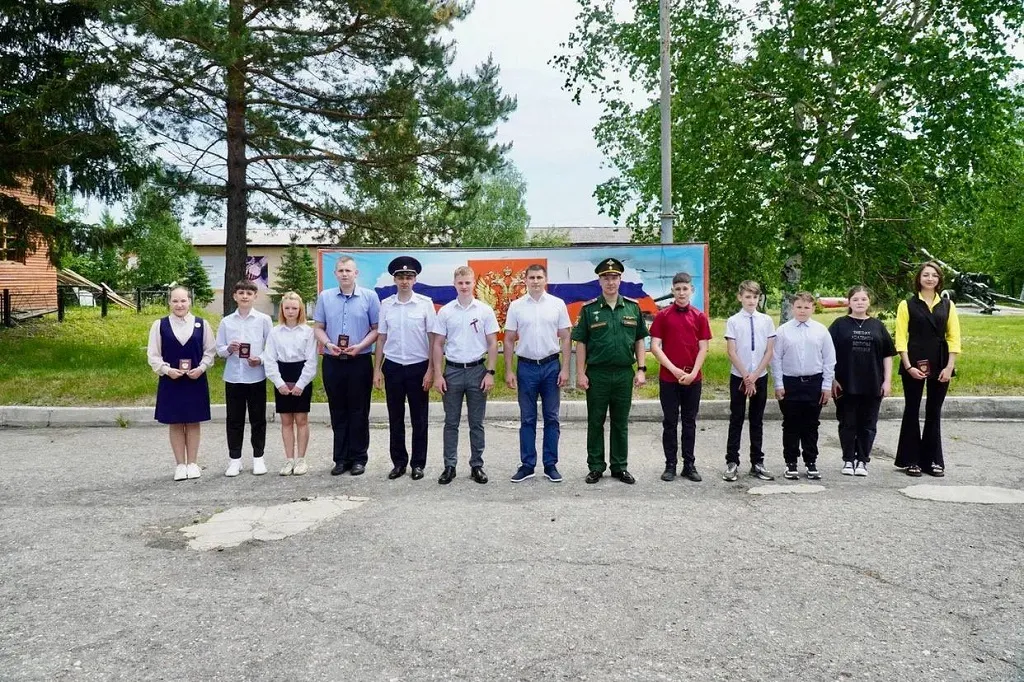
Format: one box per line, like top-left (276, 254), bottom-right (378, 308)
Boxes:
top-left (278, 291), bottom-right (307, 324)
top-left (453, 265), bottom-right (475, 280)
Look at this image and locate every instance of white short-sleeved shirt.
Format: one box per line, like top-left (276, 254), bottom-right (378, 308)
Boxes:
top-left (432, 298), bottom-right (500, 364)
top-left (724, 310), bottom-right (776, 377)
top-left (378, 293), bottom-right (437, 365)
top-left (504, 292), bottom-right (571, 360)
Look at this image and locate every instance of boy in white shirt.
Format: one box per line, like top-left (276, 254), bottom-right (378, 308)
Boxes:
top-left (215, 280), bottom-right (273, 477)
top-left (771, 291), bottom-right (837, 480)
top-left (723, 280), bottom-right (776, 481)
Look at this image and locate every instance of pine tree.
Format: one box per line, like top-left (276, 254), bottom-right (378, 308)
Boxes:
top-left (110, 0), bottom-right (515, 312)
top-left (0, 0), bottom-right (146, 262)
top-left (180, 251), bottom-right (214, 307)
top-left (271, 236), bottom-right (318, 310)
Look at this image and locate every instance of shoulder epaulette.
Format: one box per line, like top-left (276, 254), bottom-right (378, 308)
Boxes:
top-left (582, 297), bottom-right (599, 306)
top-left (621, 296), bottom-right (639, 304)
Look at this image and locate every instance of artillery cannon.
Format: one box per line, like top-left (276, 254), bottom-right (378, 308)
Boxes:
top-left (920, 249), bottom-right (1024, 314)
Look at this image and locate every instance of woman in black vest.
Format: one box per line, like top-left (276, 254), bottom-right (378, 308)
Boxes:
top-left (894, 261), bottom-right (962, 477)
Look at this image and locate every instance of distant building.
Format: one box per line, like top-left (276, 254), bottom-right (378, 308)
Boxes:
top-left (526, 226), bottom-right (633, 245)
top-left (0, 186), bottom-right (58, 314)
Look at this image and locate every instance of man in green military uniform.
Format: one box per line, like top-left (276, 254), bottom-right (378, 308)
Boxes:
top-left (572, 258), bottom-right (649, 484)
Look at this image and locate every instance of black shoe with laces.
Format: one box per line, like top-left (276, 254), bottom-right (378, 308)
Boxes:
top-left (612, 470), bottom-right (636, 485)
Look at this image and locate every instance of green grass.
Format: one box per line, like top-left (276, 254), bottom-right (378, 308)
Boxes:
top-left (0, 306), bottom-right (1021, 406)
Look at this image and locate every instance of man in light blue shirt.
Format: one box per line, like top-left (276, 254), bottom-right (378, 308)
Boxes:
top-left (313, 255), bottom-right (381, 476)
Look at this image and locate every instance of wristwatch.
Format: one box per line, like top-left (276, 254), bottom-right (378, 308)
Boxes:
top-left (635, 366), bottom-right (646, 372)
top-left (487, 369), bottom-right (496, 376)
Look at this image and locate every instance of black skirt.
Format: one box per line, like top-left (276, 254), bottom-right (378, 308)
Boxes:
top-left (274, 360), bottom-right (313, 414)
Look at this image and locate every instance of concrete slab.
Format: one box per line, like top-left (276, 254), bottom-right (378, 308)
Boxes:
top-left (5, 395), bottom-right (1024, 427)
top-left (1, 406), bottom-right (51, 427)
top-left (748, 483), bottom-right (827, 495)
top-left (899, 484), bottom-right (1024, 504)
top-left (180, 496), bottom-right (369, 550)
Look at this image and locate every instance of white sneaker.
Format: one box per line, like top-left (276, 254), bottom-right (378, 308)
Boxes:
top-left (280, 459), bottom-right (294, 476)
top-left (252, 457), bottom-right (267, 476)
top-left (225, 460), bottom-right (242, 477)
top-left (842, 461), bottom-right (855, 476)
top-left (186, 463), bottom-right (201, 479)
top-left (854, 461), bottom-right (868, 477)
top-left (292, 458), bottom-right (308, 476)
top-left (174, 464), bottom-right (188, 481)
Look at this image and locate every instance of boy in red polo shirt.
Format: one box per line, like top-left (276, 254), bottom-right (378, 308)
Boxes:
top-left (650, 272), bottom-right (713, 482)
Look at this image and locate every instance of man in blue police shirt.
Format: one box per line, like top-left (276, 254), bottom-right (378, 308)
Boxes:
top-left (313, 255), bottom-right (381, 476)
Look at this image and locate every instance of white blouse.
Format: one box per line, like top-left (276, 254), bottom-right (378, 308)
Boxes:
top-left (263, 324), bottom-right (318, 390)
top-left (147, 314), bottom-right (217, 376)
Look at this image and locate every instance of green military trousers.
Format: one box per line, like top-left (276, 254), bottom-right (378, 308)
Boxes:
top-left (585, 365), bottom-right (635, 473)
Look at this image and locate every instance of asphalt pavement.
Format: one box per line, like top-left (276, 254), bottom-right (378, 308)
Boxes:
top-left (1, 417), bottom-right (1022, 681)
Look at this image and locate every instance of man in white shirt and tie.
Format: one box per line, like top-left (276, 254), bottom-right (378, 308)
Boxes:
top-left (432, 265), bottom-right (500, 485)
top-left (503, 264), bottom-right (571, 483)
top-left (374, 256), bottom-right (437, 481)
top-left (771, 291), bottom-right (837, 481)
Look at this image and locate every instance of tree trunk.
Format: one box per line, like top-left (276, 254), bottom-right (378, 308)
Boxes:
top-left (222, 0), bottom-right (248, 315)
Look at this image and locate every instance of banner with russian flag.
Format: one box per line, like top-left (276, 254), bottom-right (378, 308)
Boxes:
top-left (318, 244), bottom-right (709, 328)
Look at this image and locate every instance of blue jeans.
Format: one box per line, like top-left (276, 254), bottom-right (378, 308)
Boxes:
top-left (516, 360), bottom-right (561, 469)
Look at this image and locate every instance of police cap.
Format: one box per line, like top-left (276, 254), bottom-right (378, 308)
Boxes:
top-left (388, 256), bottom-right (422, 276)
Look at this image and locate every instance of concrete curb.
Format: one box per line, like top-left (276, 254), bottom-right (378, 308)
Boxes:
top-left (2, 396), bottom-right (1022, 428)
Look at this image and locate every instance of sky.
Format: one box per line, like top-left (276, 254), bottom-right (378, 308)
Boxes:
top-left (448, 0), bottom-right (630, 228)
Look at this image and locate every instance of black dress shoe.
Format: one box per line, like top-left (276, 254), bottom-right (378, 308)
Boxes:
top-left (438, 466), bottom-right (456, 484)
top-left (612, 470), bottom-right (636, 485)
top-left (410, 467), bottom-right (424, 480)
top-left (585, 471), bottom-right (603, 484)
top-left (471, 466), bottom-right (489, 484)
top-left (661, 466), bottom-right (676, 482)
top-left (388, 466), bottom-right (407, 480)
top-left (681, 468), bottom-right (702, 482)
top-left (330, 463), bottom-right (349, 476)
top-left (350, 463), bottom-right (366, 476)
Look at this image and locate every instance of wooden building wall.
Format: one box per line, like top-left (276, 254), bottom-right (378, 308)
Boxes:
top-left (0, 186), bottom-right (58, 309)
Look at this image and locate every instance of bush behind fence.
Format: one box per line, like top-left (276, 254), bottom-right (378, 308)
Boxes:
top-left (1, 287), bottom-right (193, 327)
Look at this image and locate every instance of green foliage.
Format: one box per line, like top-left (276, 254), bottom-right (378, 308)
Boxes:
top-left (527, 229), bottom-right (573, 247)
top-left (180, 251), bottom-right (214, 307)
top-left (0, 0), bottom-right (147, 263)
top-left (123, 188), bottom-right (195, 291)
top-left (457, 167), bottom-right (532, 247)
top-left (556, 0), bottom-right (1024, 312)
top-left (271, 236), bottom-right (318, 308)
top-left (55, 198), bottom-right (126, 287)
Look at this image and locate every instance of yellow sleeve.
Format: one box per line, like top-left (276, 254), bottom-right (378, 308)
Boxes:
top-left (894, 300), bottom-right (909, 352)
top-left (946, 301), bottom-right (962, 354)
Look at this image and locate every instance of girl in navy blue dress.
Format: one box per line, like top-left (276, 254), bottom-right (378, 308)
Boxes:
top-left (147, 287), bottom-right (217, 481)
